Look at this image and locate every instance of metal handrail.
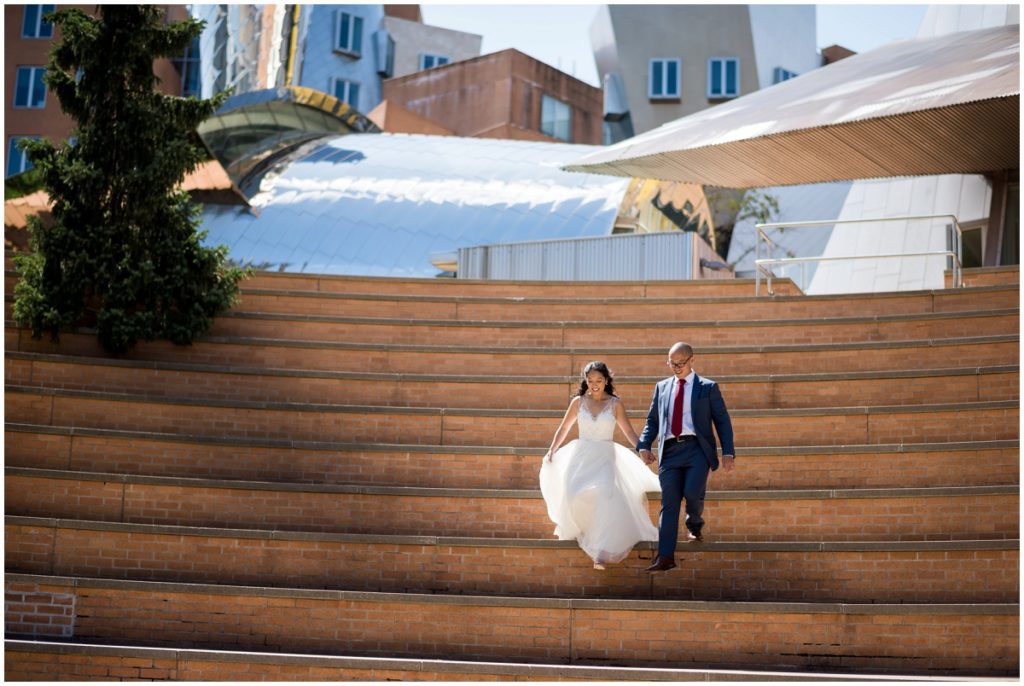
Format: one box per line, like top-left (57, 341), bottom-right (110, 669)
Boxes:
top-left (754, 214), bottom-right (963, 296)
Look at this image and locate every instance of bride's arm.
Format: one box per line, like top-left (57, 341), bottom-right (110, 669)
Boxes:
top-left (614, 398), bottom-right (642, 449)
top-left (545, 397), bottom-right (580, 462)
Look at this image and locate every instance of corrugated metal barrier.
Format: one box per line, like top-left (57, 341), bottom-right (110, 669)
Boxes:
top-left (457, 231), bottom-right (728, 281)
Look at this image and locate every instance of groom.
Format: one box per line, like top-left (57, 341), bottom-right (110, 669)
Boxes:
top-left (637, 341), bottom-right (735, 572)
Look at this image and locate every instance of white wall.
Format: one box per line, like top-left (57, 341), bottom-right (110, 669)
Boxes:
top-left (807, 175), bottom-right (991, 294)
top-left (747, 5), bottom-right (820, 90)
top-left (917, 4), bottom-right (1019, 37)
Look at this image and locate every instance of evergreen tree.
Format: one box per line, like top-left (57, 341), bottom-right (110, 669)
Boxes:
top-left (13, 5), bottom-right (247, 354)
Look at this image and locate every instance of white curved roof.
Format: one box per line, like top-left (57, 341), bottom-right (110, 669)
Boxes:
top-left (199, 133), bottom-right (630, 277)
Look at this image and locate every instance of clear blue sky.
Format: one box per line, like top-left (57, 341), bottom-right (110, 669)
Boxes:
top-left (420, 4), bottom-right (929, 87)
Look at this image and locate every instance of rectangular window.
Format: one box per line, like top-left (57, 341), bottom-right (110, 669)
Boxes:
top-left (172, 35), bottom-right (202, 97)
top-left (708, 58), bottom-right (739, 98)
top-left (541, 94), bottom-right (572, 142)
top-left (648, 58), bottom-right (680, 99)
top-left (335, 11), bottom-right (363, 56)
top-left (22, 4), bottom-right (55, 38)
top-left (773, 67), bottom-right (797, 84)
top-left (419, 54), bottom-right (450, 70)
top-left (7, 136), bottom-right (40, 177)
top-left (14, 67), bottom-right (47, 108)
top-left (332, 78), bottom-right (360, 108)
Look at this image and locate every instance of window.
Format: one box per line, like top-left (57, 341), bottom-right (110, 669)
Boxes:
top-left (419, 54), bottom-right (449, 70)
top-left (14, 67), bottom-right (47, 108)
top-left (173, 35), bottom-right (202, 97)
top-left (648, 59), bottom-right (680, 99)
top-left (541, 95), bottom-right (571, 142)
top-left (22, 4), bottom-right (55, 38)
top-left (332, 78), bottom-right (360, 108)
top-left (7, 137), bottom-right (40, 177)
top-left (773, 67), bottom-right (798, 84)
top-left (374, 30), bottom-right (395, 77)
top-left (708, 58), bottom-right (739, 98)
top-left (334, 11), bottom-right (363, 56)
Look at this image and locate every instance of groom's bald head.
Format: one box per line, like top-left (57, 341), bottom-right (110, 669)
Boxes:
top-left (669, 342), bottom-right (693, 358)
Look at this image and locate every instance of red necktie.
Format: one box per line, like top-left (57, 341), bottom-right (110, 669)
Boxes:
top-left (671, 378), bottom-right (686, 437)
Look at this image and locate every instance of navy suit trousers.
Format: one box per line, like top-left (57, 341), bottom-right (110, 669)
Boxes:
top-left (657, 439), bottom-right (709, 556)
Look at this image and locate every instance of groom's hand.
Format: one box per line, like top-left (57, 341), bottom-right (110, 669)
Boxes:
top-left (639, 449), bottom-right (655, 465)
top-left (721, 455), bottom-right (735, 472)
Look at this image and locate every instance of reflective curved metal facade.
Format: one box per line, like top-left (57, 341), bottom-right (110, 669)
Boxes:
top-left (199, 133), bottom-right (631, 277)
top-left (197, 86), bottom-right (380, 194)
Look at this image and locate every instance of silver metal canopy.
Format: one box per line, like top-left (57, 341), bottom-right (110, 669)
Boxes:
top-left (564, 25), bottom-right (1019, 188)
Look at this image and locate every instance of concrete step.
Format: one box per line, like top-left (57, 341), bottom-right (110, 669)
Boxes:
top-left (8, 325), bottom-right (1018, 377)
top-left (17, 640), bottom-right (963, 683)
top-left (6, 352), bottom-right (1017, 411)
top-left (7, 468), bottom-right (1018, 542)
top-left (243, 272), bottom-right (808, 298)
top-left (7, 423), bottom-right (1018, 492)
top-left (7, 384), bottom-right (1018, 448)
top-left (6, 573), bottom-right (1017, 676)
top-left (206, 307), bottom-right (1019, 347)
top-left (7, 516), bottom-right (1018, 605)
top-left (3, 265), bottom-right (804, 299)
top-left (225, 285), bottom-right (1018, 322)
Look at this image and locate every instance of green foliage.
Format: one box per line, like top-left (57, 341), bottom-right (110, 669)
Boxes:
top-left (4, 167), bottom-right (45, 200)
top-left (12, 6), bottom-right (249, 354)
top-left (705, 188), bottom-right (780, 263)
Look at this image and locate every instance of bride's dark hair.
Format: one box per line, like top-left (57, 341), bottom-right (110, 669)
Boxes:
top-left (577, 361), bottom-right (617, 397)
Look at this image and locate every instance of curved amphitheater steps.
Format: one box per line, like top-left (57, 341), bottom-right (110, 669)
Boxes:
top-left (6, 424), bottom-right (1018, 490)
top-left (4, 259), bottom-right (1018, 679)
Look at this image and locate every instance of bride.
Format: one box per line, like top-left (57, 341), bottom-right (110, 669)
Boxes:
top-left (540, 361), bottom-right (661, 570)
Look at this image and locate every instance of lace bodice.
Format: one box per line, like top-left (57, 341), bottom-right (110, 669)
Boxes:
top-left (578, 395), bottom-right (617, 441)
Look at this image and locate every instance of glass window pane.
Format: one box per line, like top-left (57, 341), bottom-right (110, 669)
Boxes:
top-left (557, 103), bottom-right (571, 141)
top-left (711, 60), bottom-right (722, 95)
top-left (32, 68), bottom-right (46, 107)
top-left (338, 13), bottom-right (350, 50)
top-left (23, 5), bottom-right (39, 37)
top-left (7, 139), bottom-right (23, 177)
top-left (348, 83), bottom-right (359, 107)
top-left (651, 61), bottom-right (663, 96)
top-left (352, 16), bottom-right (363, 54)
top-left (438, 56), bottom-right (449, 66)
top-left (40, 4), bottom-right (54, 37)
top-left (726, 60), bottom-right (738, 95)
top-left (666, 60), bottom-right (678, 96)
top-left (15, 68), bottom-right (32, 107)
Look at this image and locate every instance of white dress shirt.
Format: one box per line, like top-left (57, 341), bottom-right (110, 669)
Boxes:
top-left (669, 370), bottom-right (696, 438)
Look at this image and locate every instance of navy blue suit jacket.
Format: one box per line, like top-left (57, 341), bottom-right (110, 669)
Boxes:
top-left (636, 373), bottom-right (735, 469)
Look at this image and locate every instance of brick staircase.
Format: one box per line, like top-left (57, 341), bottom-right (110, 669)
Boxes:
top-left (5, 255), bottom-right (1019, 680)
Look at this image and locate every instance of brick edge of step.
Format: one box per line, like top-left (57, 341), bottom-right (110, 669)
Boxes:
top-left (8, 466), bottom-right (1020, 502)
top-left (7, 383), bottom-right (1018, 418)
top-left (6, 639), bottom-right (1011, 682)
top-left (8, 516), bottom-right (1019, 553)
top-left (7, 421), bottom-right (1017, 458)
top-left (7, 349), bottom-right (1018, 386)
top-left (6, 573), bottom-right (1019, 616)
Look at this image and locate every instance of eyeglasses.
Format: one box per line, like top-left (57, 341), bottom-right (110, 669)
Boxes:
top-left (666, 357), bottom-right (692, 369)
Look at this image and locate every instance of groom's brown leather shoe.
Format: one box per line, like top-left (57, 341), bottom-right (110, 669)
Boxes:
top-left (645, 555), bottom-right (676, 572)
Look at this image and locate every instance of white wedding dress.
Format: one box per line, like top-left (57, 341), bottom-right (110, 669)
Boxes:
top-left (539, 396), bottom-right (661, 564)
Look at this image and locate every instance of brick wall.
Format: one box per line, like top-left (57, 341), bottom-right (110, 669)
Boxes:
top-left (5, 582), bottom-right (75, 638)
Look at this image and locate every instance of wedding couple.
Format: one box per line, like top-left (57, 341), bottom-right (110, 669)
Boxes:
top-left (540, 342), bottom-right (735, 572)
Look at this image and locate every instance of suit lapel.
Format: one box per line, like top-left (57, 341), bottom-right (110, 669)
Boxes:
top-left (661, 377), bottom-right (674, 425)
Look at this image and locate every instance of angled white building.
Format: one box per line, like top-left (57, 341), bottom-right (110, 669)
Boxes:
top-left (590, 5), bottom-right (821, 142)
